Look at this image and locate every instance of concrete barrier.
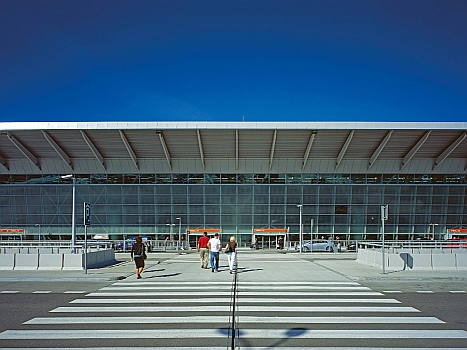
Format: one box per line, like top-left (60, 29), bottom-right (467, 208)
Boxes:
top-left (86, 251), bottom-right (98, 267)
top-left (0, 254), bottom-right (15, 270)
top-left (38, 247), bottom-right (55, 254)
top-left (387, 253), bottom-right (405, 270)
top-left (38, 254), bottom-right (64, 270)
top-left (62, 253), bottom-right (84, 270)
top-left (18, 248), bottom-right (31, 254)
top-left (357, 247), bottom-right (467, 270)
top-left (0, 248), bottom-right (117, 270)
top-left (2, 248), bottom-right (19, 254)
top-left (432, 253), bottom-right (457, 270)
top-left (456, 254), bottom-right (467, 270)
top-left (15, 254), bottom-right (39, 270)
top-left (407, 252), bottom-right (432, 270)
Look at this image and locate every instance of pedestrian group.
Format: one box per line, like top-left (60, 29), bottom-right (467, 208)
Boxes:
top-left (131, 232), bottom-right (238, 279)
top-left (197, 232), bottom-right (237, 273)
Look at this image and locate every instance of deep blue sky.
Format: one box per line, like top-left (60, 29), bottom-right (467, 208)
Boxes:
top-left (1, 0), bottom-right (466, 123)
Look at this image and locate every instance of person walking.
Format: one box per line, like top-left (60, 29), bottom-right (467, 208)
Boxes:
top-left (130, 236), bottom-right (146, 279)
top-left (197, 232), bottom-right (210, 269)
top-left (208, 232), bottom-right (222, 272)
top-left (225, 236), bottom-right (238, 274)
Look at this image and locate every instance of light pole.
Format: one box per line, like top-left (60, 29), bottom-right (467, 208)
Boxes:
top-left (61, 175), bottom-right (77, 253)
top-left (35, 224), bottom-right (41, 245)
top-left (297, 205), bottom-right (303, 253)
top-left (381, 205), bottom-right (388, 274)
top-left (310, 218), bottom-right (314, 253)
top-left (429, 223), bottom-right (438, 240)
top-left (176, 217), bottom-right (181, 253)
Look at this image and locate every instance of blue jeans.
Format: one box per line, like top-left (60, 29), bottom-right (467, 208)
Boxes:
top-left (210, 251), bottom-right (220, 270)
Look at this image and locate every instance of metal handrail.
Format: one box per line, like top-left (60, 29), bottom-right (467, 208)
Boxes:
top-left (358, 240), bottom-right (467, 249)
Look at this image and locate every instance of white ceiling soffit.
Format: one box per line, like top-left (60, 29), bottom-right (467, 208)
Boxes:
top-left (0, 122), bottom-right (465, 174)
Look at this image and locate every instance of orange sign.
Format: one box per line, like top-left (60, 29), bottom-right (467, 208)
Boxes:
top-left (188, 228), bottom-right (221, 233)
top-left (449, 229), bottom-right (467, 233)
top-left (254, 228), bottom-right (287, 233)
top-left (0, 229), bottom-right (24, 233)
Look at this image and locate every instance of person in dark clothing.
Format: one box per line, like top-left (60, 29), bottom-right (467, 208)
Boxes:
top-left (225, 236), bottom-right (238, 274)
top-left (131, 236), bottom-right (146, 279)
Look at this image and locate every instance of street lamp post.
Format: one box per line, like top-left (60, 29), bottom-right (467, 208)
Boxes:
top-left (176, 217), bottom-right (182, 253)
top-left (297, 205), bottom-right (303, 253)
top-left (430, 223), bottom-right (438, 240)
top-left (61, 175), bottom-right (77, 253)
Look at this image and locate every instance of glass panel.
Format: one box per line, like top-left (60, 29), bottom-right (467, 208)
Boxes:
top-left (270, 205), bottom-right (285, 215)
top-left (270, 194), bottom-right (285, 204)
top-left (205, 215), bottom-right (220, 225)
top-left (205, 205), bottom-right (220, 214)
top-left (254, 196), bottom-right (269, 205)
top-left (205, 186), bottom-right (220, 195)
top-left (188, 195), bottom-right (203, 205)
top-left (205, 196), bottom-right (220, 205)
top-left (318, 215), bottom-right (332, 224)
top-left (237, 215), bottom-right (252, 225)
top-left (237, 205), bottom-right (252, 215)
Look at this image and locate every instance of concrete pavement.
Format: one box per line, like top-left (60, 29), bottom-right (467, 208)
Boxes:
top-left (0, 249), bottom-right (466, 282)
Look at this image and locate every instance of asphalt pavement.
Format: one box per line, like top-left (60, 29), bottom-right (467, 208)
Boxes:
top-left (1, 249), bottom-right (466, 282)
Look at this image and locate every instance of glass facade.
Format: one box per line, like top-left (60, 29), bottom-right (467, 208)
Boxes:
top-left (1, 174), bottom-right (466, 245)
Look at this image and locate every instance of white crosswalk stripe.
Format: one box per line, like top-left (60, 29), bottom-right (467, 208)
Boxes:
top-left (1, 329), bottom-right (466, 339)
top-left (25, 316), bottom-right (444, 325)
top-left (1, 278), bottom-right (466, 349)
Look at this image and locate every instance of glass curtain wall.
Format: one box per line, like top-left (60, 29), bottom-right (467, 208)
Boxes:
top-left (1, 181), bottom-right (466, 245)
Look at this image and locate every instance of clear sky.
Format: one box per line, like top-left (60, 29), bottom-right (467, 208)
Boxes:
top-left (1, 0), bottom-right (466, 123)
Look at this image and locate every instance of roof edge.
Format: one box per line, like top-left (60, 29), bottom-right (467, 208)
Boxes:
top-left (1, 121), bottom-right (466, 131)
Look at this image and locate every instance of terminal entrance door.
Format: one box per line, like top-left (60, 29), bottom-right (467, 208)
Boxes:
top-left (254, 235), bottom-right (277, 249)
top-left (253, 228), bottom-right (288, 249)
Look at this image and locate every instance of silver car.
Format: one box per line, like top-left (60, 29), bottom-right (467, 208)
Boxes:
top-left (295, 239), bottom-right (334, 252)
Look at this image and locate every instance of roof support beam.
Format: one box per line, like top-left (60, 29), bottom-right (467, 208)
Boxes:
top-left (433, 132), bottom-right (467, 170)
top-left (368, 130), bottom-right (393, 171)
top-left (42, 130), bottom-right (73, 170)
top-left (80, 130), bottom-right (106, 170)
top-left (0, 153), bottom-right (8, 170)
top-left (269, 130), bottom-right (277, 171)
top-left (119, 130), bottom-right (139, 171)
top-left (400, 131), bottom-right (431, 170)
top-left (157, 131), bottom-right (172, 172)
top-left (197, 130), bottom-right (205, 171)
top-left (301, 131), bottom-right (317, 172)
top-left (235, 130), bottom-right (239, 171)
top-left (335, 130), bottom-right (354, 171)
top-left (5, 131), bottom-right (40, 170)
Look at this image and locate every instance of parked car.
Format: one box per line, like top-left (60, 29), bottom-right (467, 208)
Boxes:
top-left (295, 239), bottom-right (334, 252)
top-left (346, 241), bottom-right (357, 252)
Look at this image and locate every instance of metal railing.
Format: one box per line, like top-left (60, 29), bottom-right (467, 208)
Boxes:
top-left (358, 240), bottom-right (467, 250)
top-left (0, 240), bottom-right (113, 254)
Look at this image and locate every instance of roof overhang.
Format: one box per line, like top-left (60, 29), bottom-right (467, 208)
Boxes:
top-left (1, 122), bottom-right (466, 175)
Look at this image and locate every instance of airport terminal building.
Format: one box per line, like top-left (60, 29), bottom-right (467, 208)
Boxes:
top-left (0, 122), bottom-right (466, 247)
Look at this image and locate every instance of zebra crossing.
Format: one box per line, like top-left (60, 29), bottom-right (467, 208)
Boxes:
top-left (1, 277), bottom-right (466, 349)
